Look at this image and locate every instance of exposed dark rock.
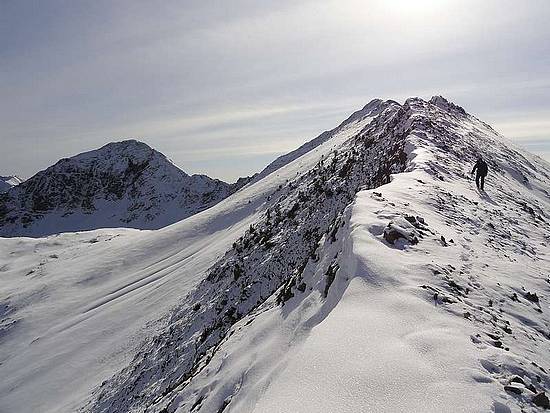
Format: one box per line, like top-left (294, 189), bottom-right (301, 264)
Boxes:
top-left (504, 385), bottom-right (523, 395)
top-left (533, 392), bottom-right (550, 409)
top-left (324, 263), bottom-right (339, 298)
top-left (510, 376), bottom-right (525, 385)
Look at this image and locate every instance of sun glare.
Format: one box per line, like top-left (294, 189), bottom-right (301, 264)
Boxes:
top-left (381, 0), bottom-right (445, 16)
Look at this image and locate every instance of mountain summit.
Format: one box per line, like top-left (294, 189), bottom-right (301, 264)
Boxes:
top-left (251, 98), bottom-right (399, 183)
top-left (0, 97), bottom-right (549, 413)
top-left (0, 140), bottom-right (245, 236)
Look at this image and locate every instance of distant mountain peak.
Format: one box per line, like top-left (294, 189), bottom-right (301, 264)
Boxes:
top-left (68, 139), bottom-right (164, 165)
top-left (0, 140), bottom-right (241, 236)
top-left (97, 139), bottom-right (158, 155)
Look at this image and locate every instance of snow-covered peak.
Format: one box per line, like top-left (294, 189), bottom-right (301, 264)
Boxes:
top-left (75, 139), bottom-right (161, 161)
top-left (52, 139), bottom-right (184, 176)
top-left (339, 98), bottom-right (399, 126)
top-left (0, 140), bottom-right (235, 236)
top-left (251, 98), bottom-right (400, 184)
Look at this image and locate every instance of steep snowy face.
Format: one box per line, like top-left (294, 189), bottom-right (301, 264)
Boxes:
top-left (0, 175), bottom-right (23, 193)
top-left (0, 140), bottom-right (234, 236)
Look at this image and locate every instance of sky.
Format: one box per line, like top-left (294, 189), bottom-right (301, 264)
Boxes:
top-left (1, 0), bottom-right (550, 182)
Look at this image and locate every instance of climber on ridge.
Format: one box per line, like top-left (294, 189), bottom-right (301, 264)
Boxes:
top-left (471, 156), bottom-right (488, 191)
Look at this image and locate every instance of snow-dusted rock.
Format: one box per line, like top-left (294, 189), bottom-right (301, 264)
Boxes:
top-left (0, 175), bottom-right (23, 193)
top-left (383, 216), bottom-right (420, 245)
top-left (533, 392), bottom-right (549, 409)
top-left (251, 98), bottom-right (397, 183)
top-left (0, 140), bottom-right (243, 237)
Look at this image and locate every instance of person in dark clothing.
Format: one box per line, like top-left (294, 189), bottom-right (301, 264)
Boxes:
top-left (471, 156), bottom-right (488, 190)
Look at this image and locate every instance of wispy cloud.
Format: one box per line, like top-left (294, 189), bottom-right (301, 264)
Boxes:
top-left (1, 0), bottom-right (549, 179)
top-left (492, 117), bottom-right (550, 140)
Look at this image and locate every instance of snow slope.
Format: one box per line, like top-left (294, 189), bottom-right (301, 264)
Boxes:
top-left (0, 140), bottom-right (246, 237)
top-left (256, 99), bottom-right (549, 413)
top-left (1, 97), bottom-right (549, 413)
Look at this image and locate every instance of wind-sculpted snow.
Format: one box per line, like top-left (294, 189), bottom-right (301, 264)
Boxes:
top-left (0, 140), bottom-right (243, 237)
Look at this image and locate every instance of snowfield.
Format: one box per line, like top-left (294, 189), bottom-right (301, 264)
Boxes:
top-left (0, 97), bottom-right (549, 413)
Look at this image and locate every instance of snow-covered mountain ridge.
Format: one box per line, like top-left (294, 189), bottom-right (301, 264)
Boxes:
top-left (0, 140), bottom-right (248, 237)
top-left (82, 97), bottom-right (549, 413)
top-left (250, 98), bottom-right (397, 183)
top-left (0, 96), bottom-right (549, 413)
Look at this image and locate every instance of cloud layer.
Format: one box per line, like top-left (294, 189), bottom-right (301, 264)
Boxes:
top-left (1, 0), bottom-right (549, 181)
